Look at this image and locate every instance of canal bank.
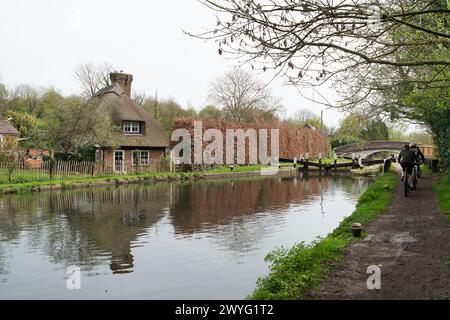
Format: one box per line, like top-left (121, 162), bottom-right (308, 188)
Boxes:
top-left (0, 165), bottom-right (377, 195)
top-left (250, 171), bottom-right (398, 300)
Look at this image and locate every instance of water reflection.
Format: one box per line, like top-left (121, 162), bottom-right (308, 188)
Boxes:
top-left (0, 174), bottom-right (372, 299)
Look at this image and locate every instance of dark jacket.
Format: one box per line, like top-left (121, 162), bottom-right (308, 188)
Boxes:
top-left (411, 146), bottom-right (425, 163)
top-left (398, 149), bottom-right (419, 164)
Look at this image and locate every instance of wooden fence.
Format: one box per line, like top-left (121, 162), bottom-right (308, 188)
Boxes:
top-left (94, 159), bottom-right (170, 175)
top-left (0, 159), bottom-right (170, 184)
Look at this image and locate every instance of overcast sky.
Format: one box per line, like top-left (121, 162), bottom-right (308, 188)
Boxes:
top-left (0, 0), bottom-right (344, 127)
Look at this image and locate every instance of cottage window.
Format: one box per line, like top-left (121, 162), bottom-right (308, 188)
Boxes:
top-left (140, 151), bottom-right (149, 165)
top-left (95, 149), bottom-right (101, 162)
top-left (123, 121), bottom-right (140, 134)
top-left (132, 150), bottom-right (150, 165)
top-left (132, 150), bottom-right (140, 166)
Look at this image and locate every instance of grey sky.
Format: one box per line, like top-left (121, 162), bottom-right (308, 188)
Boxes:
top-left (0, 0), bottom-right (343, 127)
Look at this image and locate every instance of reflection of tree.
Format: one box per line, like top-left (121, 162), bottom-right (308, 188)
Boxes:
top-left (0, 243), bottom-right (9, 279)
top-left (169, 176), bottom-right (324, 257)
top-left (170, 176), bottom-right (324, 234)
top-left (0, 185), bottom-right (169, 274)
top-left (328, 176), bottom-right (373, 198)
top-left (169, 175), bottom-right (372, 257)
top-left (0, 175), bottom-right (373, 278)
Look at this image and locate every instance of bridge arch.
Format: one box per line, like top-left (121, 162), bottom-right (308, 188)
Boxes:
top-left (334, 141), bottom-right (410, 159)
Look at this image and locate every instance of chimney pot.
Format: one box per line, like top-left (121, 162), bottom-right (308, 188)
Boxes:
top-left (110, 72), bottom-right (133, 97)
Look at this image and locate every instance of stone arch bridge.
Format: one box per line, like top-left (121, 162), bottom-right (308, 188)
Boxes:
top-left (334, 141), bottom-right (437, 159)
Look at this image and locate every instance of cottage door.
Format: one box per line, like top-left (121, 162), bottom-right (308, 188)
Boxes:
top-left (114, 150), bottom-right (125, 173)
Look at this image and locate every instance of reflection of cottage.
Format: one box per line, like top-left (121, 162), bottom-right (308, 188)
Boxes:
top-left (94, 72), bottom-right (169, 173)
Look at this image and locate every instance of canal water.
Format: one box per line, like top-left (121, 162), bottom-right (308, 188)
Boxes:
top-left (0, 174), bottom-right (372, 299)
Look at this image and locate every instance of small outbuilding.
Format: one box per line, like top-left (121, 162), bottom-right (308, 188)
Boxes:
top-left (0, 120), bottom-right (20, 141)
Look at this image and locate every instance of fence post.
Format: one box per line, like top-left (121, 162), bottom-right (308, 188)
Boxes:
top-left (49, 159), bottom-right (55, 180)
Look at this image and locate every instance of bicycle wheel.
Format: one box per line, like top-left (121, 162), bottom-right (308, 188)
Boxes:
top-left (404, 172), bottom-right (409, 197)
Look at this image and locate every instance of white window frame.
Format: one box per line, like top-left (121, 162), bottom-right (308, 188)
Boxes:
top-left (140, 151), bottom-right (149, 165)
top-left (132, 150), bottom-right (150, 166)
top-left (95, 149), bottom-right (102, 162)
top-left (123, 121), bottom-right (140, 134)
top-left (113, 150), bottom-right (125, 173)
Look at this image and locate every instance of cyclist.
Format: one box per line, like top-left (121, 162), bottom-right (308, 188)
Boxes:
top-left (398, 144), bottom-right (419, 186)
top-left (410, 143), bottom-right (425, 178)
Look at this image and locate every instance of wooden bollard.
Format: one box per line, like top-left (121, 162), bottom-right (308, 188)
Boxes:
top-left (303, 156), bottom-right (309, 171)
top-left (383, 159), bottom-right (391, 173)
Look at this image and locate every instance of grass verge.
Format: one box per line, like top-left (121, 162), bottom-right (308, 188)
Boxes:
top-left (434, 174), bottom-right (450, 222)
top-left (249, 171), bottom-right (398, 300)
top-left (204, 164), bottom-right (266, 174)
top-left (0, 171), bottom-right (203, 194)
top-left (0, 164), bottom-right (273, 194)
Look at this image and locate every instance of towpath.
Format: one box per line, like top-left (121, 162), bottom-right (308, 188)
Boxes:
top-left (307, 172), bottom-right (450, 299)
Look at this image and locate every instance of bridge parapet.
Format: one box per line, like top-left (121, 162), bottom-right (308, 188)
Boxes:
top-left (335, 141), bottom-right (408, 155)
top-left (335, 141), bottom-right (437, 159)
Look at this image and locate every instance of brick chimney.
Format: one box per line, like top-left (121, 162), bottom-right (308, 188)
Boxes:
top-left (110, 72), bottom-right (133, 97)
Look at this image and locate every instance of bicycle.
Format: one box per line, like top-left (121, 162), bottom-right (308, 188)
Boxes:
top-left (403, 164), bottom-right (418, 197)
top-left (412, 164), bottom-right (419, 191)
top-left (403, 167), bottom-right (410, 197)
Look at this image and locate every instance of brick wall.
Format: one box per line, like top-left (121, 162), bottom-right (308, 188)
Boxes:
top-left (101, 147), bottom-right (166, 173)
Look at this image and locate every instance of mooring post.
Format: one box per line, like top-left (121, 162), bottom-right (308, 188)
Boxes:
top-left (318, 153), bottom-right (323, 173)
top-left (432, 159), bottom-right (439, 173)
top-left (383, 159), bottom-right (391, 173)
top-left (333, 152), bottom-right (337, 172)
top-left (303, 153), bottom-right (309, 172)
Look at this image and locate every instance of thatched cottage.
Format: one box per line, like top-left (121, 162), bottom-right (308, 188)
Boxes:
top-left (94, 72), bottom-right (169, 173)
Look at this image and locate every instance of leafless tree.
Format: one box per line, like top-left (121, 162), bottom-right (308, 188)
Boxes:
top-left (47, 97), bottom-right (117, 154)
top-left (294, 109), bottom-right (318, 125)
top-left (192, 0), bottom-right (449, 109)
top-left (208, 68), bottom-right (282, 122)
top-left (0, 74), bottom-right (8, 106)
top-left (132, 89), bottom-right (147, 107)
top-left (143, 91), bottom-right (162, 121)
top-left (74, 62), bottom-right (115, 98)
top-left (13, 84), bottom-right (44, 114)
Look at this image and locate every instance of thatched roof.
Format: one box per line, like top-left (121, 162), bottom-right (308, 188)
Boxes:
top-left (0, 120), bottom-right (20, 136)
top-left (94, 84), bottom-right (169, 148)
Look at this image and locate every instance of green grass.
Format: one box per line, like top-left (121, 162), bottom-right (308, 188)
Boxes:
top-left (434, 174), bottom-right (450, 222)
top-left (0, 164), bottom-right (278, 193)
top-left (0, 169), bottom-right (51, 184)
top-left (249, 171), bottom-right (398, 300)
top-left (205, 164), bottom-right (267, 174)
top-left (0, 171), bottom-right (200, 193)
top-left (0, 168), bottom-right (107, 184)
top-left (421, 165), bottom-right (433, 175)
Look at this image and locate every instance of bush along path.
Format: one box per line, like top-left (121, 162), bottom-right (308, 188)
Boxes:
top-left (306, 171), bottom-right (450, 299)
